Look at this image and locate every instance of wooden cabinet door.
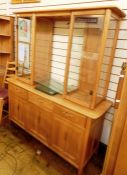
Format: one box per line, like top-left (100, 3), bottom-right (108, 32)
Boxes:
top-left (9, 95), bottom-right (15, 120)
top-left (25, 102), bottom-right (40, 135)
top-left (18, 98), bottom-right (29, 127)
top-left (9, 96), bottom-right (28, 128)
top-left (36, 109), bottom-right (53, 145)
top-left (52, 115), bottom-right (84, 163)
top-left (64, 125), bottom-right (84, 163)
top-left (52, 115), bottom-right (68, 154)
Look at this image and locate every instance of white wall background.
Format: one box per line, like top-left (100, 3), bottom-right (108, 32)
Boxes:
top-left (0, 0), bottom-right (127, 145)
top-left (0, 0), bottom-right (7, 14)
top-left (9, 0), bottom-right (123, 15)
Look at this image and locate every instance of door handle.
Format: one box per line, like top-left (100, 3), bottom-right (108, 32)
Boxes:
top-left (114, 62), bottom-right (127, 109)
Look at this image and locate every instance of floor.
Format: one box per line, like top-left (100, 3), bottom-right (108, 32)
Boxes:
top-left (0, 122), bottom-right (106, 175)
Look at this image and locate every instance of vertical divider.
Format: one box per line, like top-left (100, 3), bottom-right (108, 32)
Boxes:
top-left (15, 15), bottom-right (19, 78)
top-left (63, 13), bottom-right (75, 96)
top-left (31, 14), bottom-right (36, 85)
top-left (10, 17), bottom-right (14, 61)
top-left (91, 9), bottom-right (111, 109)
top-left (103, 19), bottom-right (121, 97)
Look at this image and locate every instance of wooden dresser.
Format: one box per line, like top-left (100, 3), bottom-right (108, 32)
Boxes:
top-left (8, 78), bottom-right (112, 175)
top-left (7, 6), bottom-right (125, 175)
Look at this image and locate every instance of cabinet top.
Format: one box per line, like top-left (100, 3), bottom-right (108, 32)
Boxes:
top-left (0, 15), bottom-right (14, 21)
top-left (14, 5), bottom-right (126, 18)
top-left (8, 78), bottom-right (112, 120)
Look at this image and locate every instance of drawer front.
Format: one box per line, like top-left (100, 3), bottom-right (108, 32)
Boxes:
top-left (54, 105), bottom-right (87, 128)
top-left (28, 92), bottom-right (54, 111)
top-left (9, 84), bottom-right (28, 100)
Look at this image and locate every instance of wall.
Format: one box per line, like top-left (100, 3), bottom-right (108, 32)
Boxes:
top-left (0, 0), bottom-right (8, 14)
top-left (102, 4), bottom-right (127, 144)
top-left (0, 0), bottom-right (127, 145)
top-left (8, 0), bottom-right (118, 13)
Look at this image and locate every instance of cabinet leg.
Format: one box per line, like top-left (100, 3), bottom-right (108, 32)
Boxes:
top-left (77, 167), bottom-right (84, 175)
top-left (0, 99), bottom-right (4, 124)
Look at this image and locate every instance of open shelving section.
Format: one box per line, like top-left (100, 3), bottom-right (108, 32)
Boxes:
top-left (0, 15), bottom-right (14, 86)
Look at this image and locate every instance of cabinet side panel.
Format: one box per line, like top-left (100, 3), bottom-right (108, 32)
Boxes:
top-left (34, 18), bottom-right (53, 82)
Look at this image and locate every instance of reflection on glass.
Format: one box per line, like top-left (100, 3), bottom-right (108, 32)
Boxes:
top-left (96, 16), bottom-right (117, 105)
top-left (17, 17), bottom-right (31, 80)
top-left (66, 15), bottom-right (104, 107)
top-left (35, 79), bottom-right (76, 95)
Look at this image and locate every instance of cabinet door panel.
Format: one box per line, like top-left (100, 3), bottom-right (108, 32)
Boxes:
top-left (65, 125), bottom-right (84, 163)
top-left (52, 115), bottom-right (84, 163)
top-left (9, 95), bottom-right (15, 120)
top-left (9, 96), bottom-right (28, 128)
top-left (18, 99), bottom-right (28, 126)
top-left (52, 116), bottom-right (68, 153)
top-left (37, 109), bottom-right (53, 145)
top-left (25, 103), bottom-right (40, 135)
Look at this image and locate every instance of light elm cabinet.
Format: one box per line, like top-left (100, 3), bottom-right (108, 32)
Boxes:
top-left (8, 80), bottom-right (111, 175)
top-left (8, 5), bottom-right (125, 175)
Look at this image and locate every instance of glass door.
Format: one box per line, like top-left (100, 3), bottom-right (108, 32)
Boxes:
top-left (16, 15), bottom-right (34, 84)
top-left (64, 11), bottom-right (105, 108)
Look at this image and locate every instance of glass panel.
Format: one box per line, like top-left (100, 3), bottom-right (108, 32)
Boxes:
top-left (96, 16), bottom-right (118, 105)
top-left (66, 15), bottom-right (104, 107)
top-left (17, 17), bottom-right (31, 80)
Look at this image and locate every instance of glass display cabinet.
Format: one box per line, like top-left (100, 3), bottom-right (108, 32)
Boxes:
top-left (16, 7), bottom-right (123, 109)
top-left (64, 11), bottom-right (119, 109)
top-left (10, 6), bottom-right (125, 175)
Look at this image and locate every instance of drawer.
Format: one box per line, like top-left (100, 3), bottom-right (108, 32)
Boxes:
top-left (9, 84), bottom-right (28, 100)
top-left (28, 92), bottom-right (54, 111)
top-left (54, 105), bottom-right (87, 128)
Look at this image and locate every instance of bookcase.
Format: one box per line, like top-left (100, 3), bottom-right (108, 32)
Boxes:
top-left (0, 15), bottom-right (14, 86)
